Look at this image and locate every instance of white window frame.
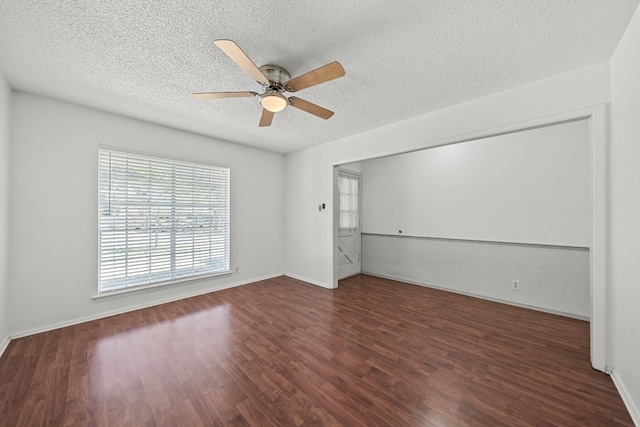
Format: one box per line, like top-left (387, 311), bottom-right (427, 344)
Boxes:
top-left (98, 148), bottom-right (230, 294)
top-left (338, 170), bottom-right (360, 230)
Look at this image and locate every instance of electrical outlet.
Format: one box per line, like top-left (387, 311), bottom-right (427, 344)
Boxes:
top-left (234, 266), bottom-right (240, 274)
top-left (512, 280), bottom-right (521, 291)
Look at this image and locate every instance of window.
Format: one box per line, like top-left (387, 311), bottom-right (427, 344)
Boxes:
top-left (338, 171), bottom-right (359, 230)
top-left (98, 148), bottom-right (230, 293)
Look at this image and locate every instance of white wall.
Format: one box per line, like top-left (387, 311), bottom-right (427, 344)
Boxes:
top-left (363, 235), bottom-right (589, 317)
top-left (285, 61), bottom-right (611, 288)
top-left (359, 120), bottom-right (591, 317)
top-left (0, 73), bottom-right (10, 353)
top-left (611, 3), bottom-right (640, 423)
top-left (9, 92), bottom-right (285, 335)
top-left (361, 120), bottom-right (590, 246)
top-left (339, 162), bottom-right (361, 173)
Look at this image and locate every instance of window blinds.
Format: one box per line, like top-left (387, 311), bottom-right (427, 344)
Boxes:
top-left (98, 149), bottom-right (230, 293)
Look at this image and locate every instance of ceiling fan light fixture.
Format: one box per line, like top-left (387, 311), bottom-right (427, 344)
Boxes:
top-left (261, 92), bottom-right (288, 112)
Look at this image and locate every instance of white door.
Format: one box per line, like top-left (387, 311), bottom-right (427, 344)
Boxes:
top-left (337, 170), bottom-right (361, 279)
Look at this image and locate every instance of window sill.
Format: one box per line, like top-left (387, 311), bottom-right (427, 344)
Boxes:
top-left (93, 271), bottom-right (233, 301)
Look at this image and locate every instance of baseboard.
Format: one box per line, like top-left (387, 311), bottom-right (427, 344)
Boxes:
top-left (0, 334), bottom-right (10, 359)
top-left (10, 272), bottom-right (284, 340)
top-left (362, 271), bottom-right (589, 321)
top-left (284, 272), bottom-right (334, 289)
top-left (610, 369), bottom-right (640, 426)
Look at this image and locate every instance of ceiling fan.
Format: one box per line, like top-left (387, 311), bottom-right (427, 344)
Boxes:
top-left (194, 39), bottom-right (345, 127)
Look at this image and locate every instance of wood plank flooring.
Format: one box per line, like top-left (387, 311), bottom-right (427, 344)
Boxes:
top-left (0, 274), bottom-right (633, 426)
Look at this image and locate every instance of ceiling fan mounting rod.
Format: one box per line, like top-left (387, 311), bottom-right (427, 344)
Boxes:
top-left (258, 64), bottom-right (290, 92)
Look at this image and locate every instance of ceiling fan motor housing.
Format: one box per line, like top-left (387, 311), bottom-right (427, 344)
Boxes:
top-left (259, 64), bottom-right (290, 91)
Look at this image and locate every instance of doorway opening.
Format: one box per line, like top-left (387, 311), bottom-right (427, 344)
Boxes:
top-left (337, 169), bottom-right (361, 280)
top-left (332, 106), bottom-right (609, 371)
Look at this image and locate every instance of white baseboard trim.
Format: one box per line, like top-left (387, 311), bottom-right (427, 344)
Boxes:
top-left (284, 272), bottom-right (334, 289)
top-left (363, 271), bottom-right (590, 321)
top-left (610, 369), bottom-right (640, 426)
top-left (0, 335), bottom-right (10, 359)
top-left (10, 272), bottom-right (284, 340)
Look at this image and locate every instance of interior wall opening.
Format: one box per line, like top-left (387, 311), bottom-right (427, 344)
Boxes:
top-left (333, 110), bottom-right (607, 370)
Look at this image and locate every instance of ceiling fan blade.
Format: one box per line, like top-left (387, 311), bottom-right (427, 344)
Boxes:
top-left (289, 97), bottom-right (334, 120)
top-left (285, 61), bottom-right (345, 92)
top-left (193, 91), bottom-right (257, 99)
top-left (214, 39), bottom-right (269, 85)
top-left (259, 108), bottom-right (274, 127)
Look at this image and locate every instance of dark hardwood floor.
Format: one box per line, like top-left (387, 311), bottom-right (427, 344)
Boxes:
top-left (0, 274), bottom-right (633, 426)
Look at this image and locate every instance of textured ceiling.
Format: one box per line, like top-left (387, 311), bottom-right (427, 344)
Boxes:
top-left (0, 1), bottom-right (638, 154)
